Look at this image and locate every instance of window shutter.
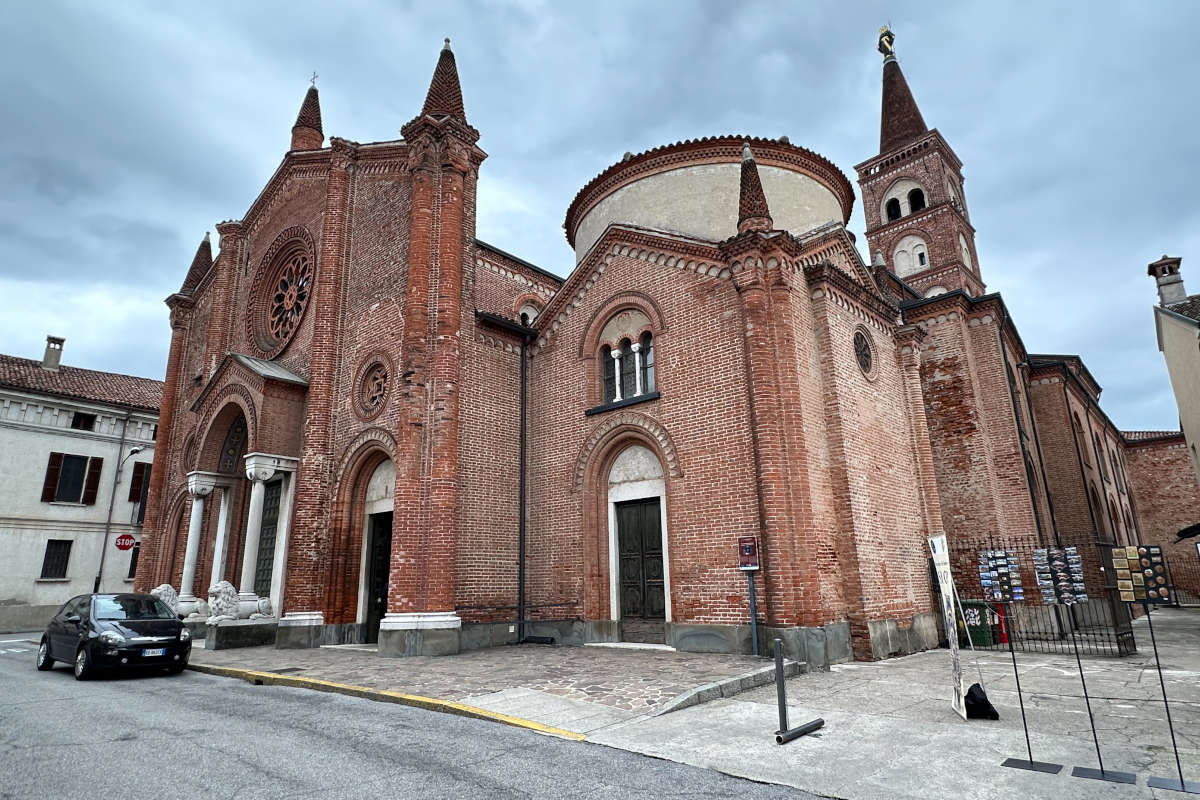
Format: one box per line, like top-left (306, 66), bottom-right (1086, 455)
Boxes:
top-left (127, 462), bottom-right (147, 502)
top-left (41, 453), bottom-right (64, 503)
top-left (81, 457), bottom-right (104, 505)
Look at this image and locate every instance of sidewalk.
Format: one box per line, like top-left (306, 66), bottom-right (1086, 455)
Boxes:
top-left (190, 640), bottom-right (776, 735)
top-left (593, 607), bottom-right (1200, 799)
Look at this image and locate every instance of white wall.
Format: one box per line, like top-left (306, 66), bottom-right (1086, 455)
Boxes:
top-left (0, 388), bottom-right (157, 610)
top-left (1157, 309), bottom-right (1200, 485)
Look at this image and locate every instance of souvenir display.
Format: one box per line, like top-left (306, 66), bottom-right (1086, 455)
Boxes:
top-left (1031, 546), bottom-right (1088, 604)
top-left (1109, 544), bottom-right (1172, 604)
top-left (978, 549), bottom-right (1023, 602)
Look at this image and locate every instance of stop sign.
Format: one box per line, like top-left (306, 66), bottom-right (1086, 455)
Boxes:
top-left (115, 534), bottom-right (136, 551)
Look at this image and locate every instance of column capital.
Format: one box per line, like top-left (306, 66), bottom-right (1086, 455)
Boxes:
top-left (243, 452), bottom-right (298, 483)
top-left (630, 342), bottom-right (641, 353)
top-left (610, 349), bottom-right (622, 361)
top-left (186, 470), bottom-right (227, 497)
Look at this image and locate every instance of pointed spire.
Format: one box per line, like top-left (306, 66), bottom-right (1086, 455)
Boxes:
top-left (737, 143), bottom-right (773, 234)
top-left (291, 85), bottom-right (324, 151)
top-left (878, 29), bottom-right (928, 153)
top-left (179, 232), bottom-right (213, 295)
top-left (421, 38), bottom-right (466, 121)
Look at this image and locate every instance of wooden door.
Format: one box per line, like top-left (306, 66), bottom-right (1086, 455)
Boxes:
top-left (365, 512), bottom-right (392, 644)
top-left (617, 498), bottom-right (664, 642)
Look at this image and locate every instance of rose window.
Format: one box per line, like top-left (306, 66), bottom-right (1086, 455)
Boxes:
top-left (854, 330), bottom-right (873, 375)
top-left (361, 364), bottom-right (389, 413)
top-left (268, 252), bottom-right (312, 343)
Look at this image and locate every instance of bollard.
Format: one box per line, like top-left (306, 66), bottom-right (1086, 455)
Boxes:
top-left (773, 637), bottom-right (826, 745)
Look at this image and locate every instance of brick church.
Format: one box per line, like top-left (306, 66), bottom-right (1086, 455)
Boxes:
top-left (135, 31), bottom-right (1198, 664)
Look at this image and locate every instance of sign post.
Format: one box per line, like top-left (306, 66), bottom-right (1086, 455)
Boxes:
top-left (738, 536), bottom-right (760, 657)
top-left (928, 535), bottom-right (966, 720)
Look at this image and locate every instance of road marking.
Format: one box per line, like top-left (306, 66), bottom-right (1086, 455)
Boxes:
top-left (187, 663), bottom-right (587, 741)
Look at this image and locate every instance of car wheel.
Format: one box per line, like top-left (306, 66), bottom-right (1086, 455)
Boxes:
top-left (166, 661), bottom-right (187, 675)
top-left (35, 639), bottom-right (54, 671)
top-left (73, 647), bottom-right (93, 681)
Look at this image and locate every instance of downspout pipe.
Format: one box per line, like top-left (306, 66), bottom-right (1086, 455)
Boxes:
top-left (95, 412), bottom-right (132, 593)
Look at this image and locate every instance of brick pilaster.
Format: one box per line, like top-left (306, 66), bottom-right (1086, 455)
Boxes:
top-left (283, 138), bottom-right (357, 615)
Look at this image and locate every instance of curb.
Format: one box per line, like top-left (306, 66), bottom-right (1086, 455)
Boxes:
top-left (186, 662), bottom-right (586, 741)
top-left (650, 659), bottom-right (802, 716)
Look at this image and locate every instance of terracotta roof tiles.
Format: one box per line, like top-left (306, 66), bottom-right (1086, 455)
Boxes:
top-left (0, 354), bottom-right (162, 412)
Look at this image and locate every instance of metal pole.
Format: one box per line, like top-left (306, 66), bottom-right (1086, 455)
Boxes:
top-left (774, 638), bottom-right (788, 734)
top-left (1007, 607), bottom-right (1033, 763)
top-left (747, 571), bottom-right (759, 657)
top-left (95, 415), bottom-right (132, 593)
top-left (1145, 604), bottom-right (1187, 790)
top-left (1069, 621), bottom-right (1104, 773)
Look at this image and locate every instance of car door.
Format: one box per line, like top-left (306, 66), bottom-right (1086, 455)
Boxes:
top-left (47, 598), bottom-right (80, 660)
top-left (54, 596), bottom-right (89, 659)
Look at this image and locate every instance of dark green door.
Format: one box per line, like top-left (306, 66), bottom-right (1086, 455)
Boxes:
top-left (365, 512), bottom-right (392, 644)
top-left (617, 498), bottom-right (665, 643)
top-left (254, 480), bottom-right (283, 598)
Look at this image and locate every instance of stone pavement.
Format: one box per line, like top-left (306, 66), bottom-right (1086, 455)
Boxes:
top-left (190, 640), bottom-right (767, 733)
top-left (592, 607), bottom-right (1200, 799)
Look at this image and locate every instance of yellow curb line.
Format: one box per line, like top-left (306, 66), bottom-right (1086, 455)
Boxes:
top-left (187, 662), bottom-right (586, 741)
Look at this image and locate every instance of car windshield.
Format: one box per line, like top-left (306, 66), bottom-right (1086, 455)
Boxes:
top-left (93, 596), bottom-right (176, 620)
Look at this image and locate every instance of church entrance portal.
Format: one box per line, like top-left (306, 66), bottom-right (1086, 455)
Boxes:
top-left (253, 479), bottom-right (283, 598)
top-left (364, 512), bottom-right (392, 644)
top-left (617, 497), bottom-right (665, 643)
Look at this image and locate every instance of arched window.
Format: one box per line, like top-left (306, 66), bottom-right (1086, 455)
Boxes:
top-left (907, 188), bottom-right (926, 213)
top-left (892, 235), bottom-right (930, 278)
top-left (1072, 413), bottom-right (1090, 466)
top-left (1109, 450), bottom-right (1121, 491)
top-left (1093, 433), bottom-right (1109, 480)
top-left (1108, 496), bottom-right (1121, 540)
top-left (601, 345), bottom-right (617, 402)
top-left (885, 198), bottom-right (901, 222)
top-left (639, 332), bottom-right (655, 393)
top-left (959, 233), bottom-right (973, 271)
top-left (1090, 484), bottom-right (1109, 539)
top-left (619, 339), bottom-right (636, 399)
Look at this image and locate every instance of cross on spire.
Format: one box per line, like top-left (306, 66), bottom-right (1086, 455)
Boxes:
top-left (310, 71), bottom-right (318, 87)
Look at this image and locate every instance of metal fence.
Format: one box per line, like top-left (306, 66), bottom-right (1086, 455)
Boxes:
top-left (944, 540), bottom-right (1136, 657)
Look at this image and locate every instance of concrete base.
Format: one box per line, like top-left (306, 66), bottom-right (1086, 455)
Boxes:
top-left (668, 623), bottom-right (754, 654)
top-left (378, 626), bottom-right (460, 657)
top-left (182, 618), bottom-right (208, 641)
top-left (205, 619), bottom-right (278, 650)
top-left (760, 621), bottom-right (851, 671)
top-left (865, 612), bottom-right (939, 660)
top-left (0, 604), bottom-right (58, 634)
top-left (460, 622), bottom-right (519, 651)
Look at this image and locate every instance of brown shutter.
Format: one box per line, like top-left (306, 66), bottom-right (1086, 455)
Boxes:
top-left (41, 453), bottom-right (64, 502)
top-left (127, 462), bottom-right (147, 502)
top-left (81, 457), bottom-right (104, 505)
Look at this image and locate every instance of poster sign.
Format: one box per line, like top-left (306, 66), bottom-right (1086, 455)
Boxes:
top-left (977, 550), bottom-right (1023, 603)
top-left (738, 536), bottom-right (760, 571)
top-left (929, 535), bottom-right (967, 720)
top-left (1031, 547), bottom-right (1088, 605)
top-left (1110, 544), bottom-right (1172, 604)
top-left (115, 534), bottom-right (135, 551)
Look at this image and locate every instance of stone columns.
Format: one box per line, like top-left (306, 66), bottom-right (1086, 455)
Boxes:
top-left (631, 342), bottom-right (643, 396)
top-left (239, 454), bottom-right (278, 611)
top-left (611, 349), bottom-right (623, 401)
top-left (209, 484), bottom-right (235, 587)
top-left (178, 471), bottom-right (218, 617)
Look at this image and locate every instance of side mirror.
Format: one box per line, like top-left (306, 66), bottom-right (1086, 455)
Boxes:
top-left (65, 614), bottom-right (81, 624)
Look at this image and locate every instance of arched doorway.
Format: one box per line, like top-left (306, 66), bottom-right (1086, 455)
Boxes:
top-left (356, 458), bottom-right (394, 643)
top-left (607, 444), bottom-right (670, 644)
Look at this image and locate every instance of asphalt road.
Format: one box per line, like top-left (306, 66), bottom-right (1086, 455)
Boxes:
top-left (0, 634), bottom-right (812, 799)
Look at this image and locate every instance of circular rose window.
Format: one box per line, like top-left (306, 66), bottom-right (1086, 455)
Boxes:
top-left (268, 250), bottom-right (312, 343)
top-left (353, 354), bottom-right (393, 421)
top-left (247, 227), bottom-right (316, 358)
top-left (853, 330), bottom-right (874, 375)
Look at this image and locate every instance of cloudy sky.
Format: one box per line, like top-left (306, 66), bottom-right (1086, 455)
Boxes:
top-left (2, 1), bottom-right (1198, 431)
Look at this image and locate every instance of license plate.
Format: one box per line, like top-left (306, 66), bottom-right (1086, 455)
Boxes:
top-left (141, 648), bottom-right (166, 657)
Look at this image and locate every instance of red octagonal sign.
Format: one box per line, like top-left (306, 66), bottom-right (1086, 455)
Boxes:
top-left (115, 534), bottom-right (136, 551)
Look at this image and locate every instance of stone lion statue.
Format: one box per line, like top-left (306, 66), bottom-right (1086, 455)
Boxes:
top-left (150, 584), bottom-right (179, 615)
top-left (206, 581), bottom-right (239, 624)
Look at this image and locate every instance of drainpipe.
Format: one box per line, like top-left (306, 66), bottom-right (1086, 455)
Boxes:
top-left (517, 326), bottom-right (529, 641)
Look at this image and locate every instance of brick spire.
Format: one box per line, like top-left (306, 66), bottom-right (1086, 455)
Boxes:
top-left (421, 38), bottom-right (466, 121)
top-left (291, 85), bottom-right (324, 151)
top-left (179, 232), bottom-right (212, 295)
top-left (737, 143), bottom-right (773, 234)
top-left (879, 50), bottom-right (928, 153)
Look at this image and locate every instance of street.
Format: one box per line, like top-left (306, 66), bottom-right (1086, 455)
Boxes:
top-left (0, 634), bottom-right (811, 800)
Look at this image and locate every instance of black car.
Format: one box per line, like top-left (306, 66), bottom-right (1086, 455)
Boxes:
top-left (36, 593), bottom-right (192, 679)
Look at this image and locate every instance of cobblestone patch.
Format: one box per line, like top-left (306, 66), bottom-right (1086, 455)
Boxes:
top-left (190, 641), bottom-right (765, 711)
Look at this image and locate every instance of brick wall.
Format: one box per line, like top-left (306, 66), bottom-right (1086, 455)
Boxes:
top-left (1125, 435), bottom-right (1200, 601)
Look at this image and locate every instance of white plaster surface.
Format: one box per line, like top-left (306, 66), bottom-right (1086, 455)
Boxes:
top-left (574, 163), bottom-right (844, 262)
top-left (0, 387), bottom-right (156, 611)
top-left (363, 459), bottom-right (394, 515)
top-left (1156, 308), bottom-right (1200, 484)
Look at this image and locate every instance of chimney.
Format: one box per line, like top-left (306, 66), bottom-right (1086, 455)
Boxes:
top-left (42, 335), bottom-right (65, 371)
top-left (1148, 255), bottom-right (1186, 306)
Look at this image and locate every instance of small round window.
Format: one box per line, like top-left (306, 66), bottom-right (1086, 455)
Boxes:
top-left (854, 330), bottom-right (874, 375)
top-left (352, 354), bottom-right (393, 421)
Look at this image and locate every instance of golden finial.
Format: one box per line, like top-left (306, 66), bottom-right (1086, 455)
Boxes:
top-left (878, 26), bottom-right (896, 59)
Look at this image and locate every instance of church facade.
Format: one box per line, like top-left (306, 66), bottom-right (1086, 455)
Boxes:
top-left (135, 33), bottom-right (1196, 665)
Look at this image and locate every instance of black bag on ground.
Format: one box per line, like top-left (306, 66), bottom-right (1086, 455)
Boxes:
top-left (965, 682), bottom-right (999, 720)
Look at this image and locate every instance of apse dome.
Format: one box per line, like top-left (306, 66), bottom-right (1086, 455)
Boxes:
top-left (564, 136), bottom-right (855, 263)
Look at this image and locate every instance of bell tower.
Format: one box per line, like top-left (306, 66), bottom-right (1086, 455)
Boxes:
top-left (855, 27), bottom-right (984, 298)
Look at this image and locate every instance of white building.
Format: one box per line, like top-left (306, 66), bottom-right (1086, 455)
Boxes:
top-left (1148, 256), bottom-right (1200, 484)
top-left (0, 336), bottom-right (161, 632)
